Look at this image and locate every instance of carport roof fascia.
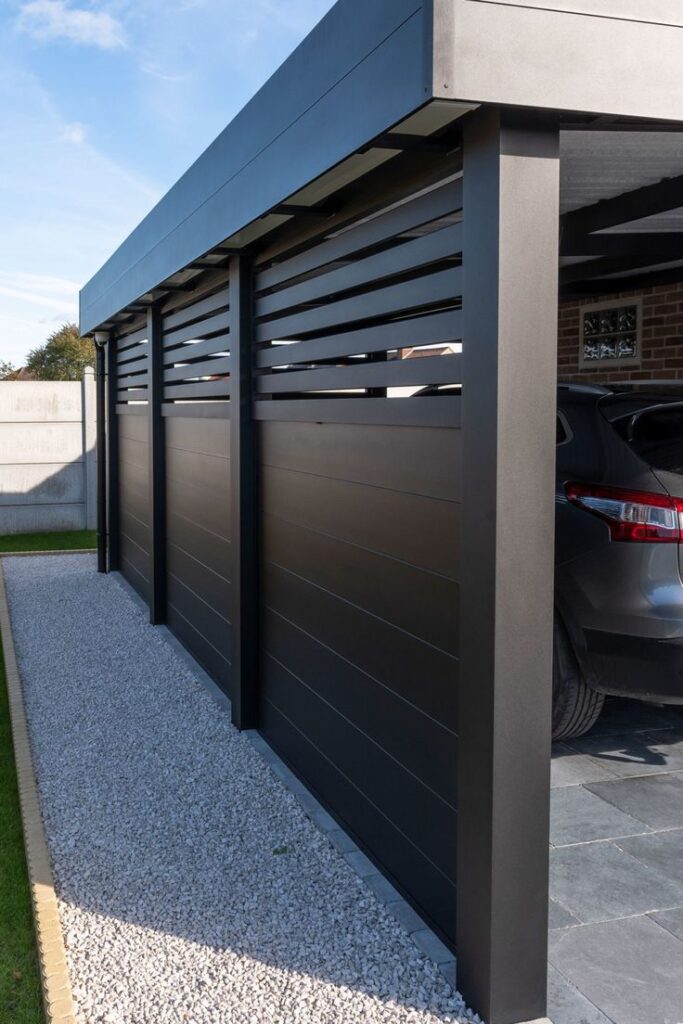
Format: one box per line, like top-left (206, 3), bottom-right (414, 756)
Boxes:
top-left (79, 0), bottom-right (436, 335)
top-left (80, 0), bottom-right (683, 334)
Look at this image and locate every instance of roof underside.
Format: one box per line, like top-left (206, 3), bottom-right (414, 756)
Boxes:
top-left (80, 0), bottom-right (683, 333)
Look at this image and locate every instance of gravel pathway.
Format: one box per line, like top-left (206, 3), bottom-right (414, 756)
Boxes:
top-left (5, 554), bottom-right (476, 1024)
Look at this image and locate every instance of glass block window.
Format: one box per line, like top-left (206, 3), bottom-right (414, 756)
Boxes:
top-left (579, 299), bottom-right (641, 368)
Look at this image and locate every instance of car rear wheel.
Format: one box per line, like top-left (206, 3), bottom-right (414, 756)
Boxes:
top-left (552, 615), bottom-right (605, 740)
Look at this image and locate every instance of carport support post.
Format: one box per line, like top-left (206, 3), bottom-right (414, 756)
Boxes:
top-left (147, 305), bottom-right (166, 624)
top-left (229, 253), bottom-right (259, 730)
top-left (457, 108), bottom-right (560, 1024)
top-left (106, 335), bottom-right (120, 572)
top-left (95, 340), bottom-right (107, 574)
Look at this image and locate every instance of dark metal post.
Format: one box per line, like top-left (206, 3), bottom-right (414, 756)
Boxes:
top-left (147, 306), bottom-right (166, 624)
top-left (95, 340), bottom-right (107, 573)
top-left (106, 335), bottom-right (120, 571)
top-left (229, 253), bottom-right (259, 730)
top-left (457, 108), bottom-right (560, 1024)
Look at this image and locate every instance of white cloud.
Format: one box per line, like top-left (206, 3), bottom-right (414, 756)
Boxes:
top-left (61, 120), bottom-right (86, 144)
top-left (16, 1), bottom-right (126, 50)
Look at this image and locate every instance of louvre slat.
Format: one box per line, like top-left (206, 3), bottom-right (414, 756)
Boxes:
top-left (256, 267), bottom-right (462, 344)
top-left (164, 356), bottom-right (231, 383)
top-left (163, 287), bottom-right (230, 332)
top-left (257, 352), bottom-right (461, 394)
top-left (256, 178), bottom-right (463, 291)
top-left (256, 223), bottom-right (461, 319)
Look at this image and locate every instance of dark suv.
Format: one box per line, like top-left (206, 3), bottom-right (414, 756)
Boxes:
top-left (555, 382), bottom-right (683, 738)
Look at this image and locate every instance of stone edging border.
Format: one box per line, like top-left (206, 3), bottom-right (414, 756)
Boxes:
top-left (0, 553), bottom-right (78, 1024)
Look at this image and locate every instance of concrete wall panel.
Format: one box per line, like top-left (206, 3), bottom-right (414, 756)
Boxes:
top-left (0, 375), bottom-right (96, 535)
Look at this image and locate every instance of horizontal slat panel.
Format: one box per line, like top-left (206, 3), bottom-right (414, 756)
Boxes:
top-left (117, 350), bottom-right (148, 370)
top-left (164, 379), bottom-right (230, 401)
top-left (119, 433), bottom-right (148, 470)
top-left (118, 388), bottom-right (148, 403)
top-left (165, 416), bottom-right (229, 458)
top-left (120, 535), bottom-right (150, 587)
top-left (164, 356), bottom-right (231, 383)
top-left (262, 465), bottom-right (459, 578)
top-left (262, 653), bottom-right (456, 875)
top-left (262, 420), bottom-right (460, 501)
top-left (257, 224), bottom-right (462, 318)
top-left (167, 574), bottom-right (231, 657)
top-left (264, 563), bottom-right (458, 731)
top-left (256, 267), bottom-right (462, 343)
top-left (259, 699), bottom-right (457, 943)
top-left (163, 287), bottom-right (229, 332)
top-left (166, 469), bottom-right (229, 539)
top-left (118, 371), bottom-right (149, 389)
top-left (116, 327), bottom-right (148, 351)
top-left (254, 396), bottom-right (461, 428)
top-left (162, 403), bottom-right (230, 419)
top-left (166, 447), bottom-right (229, 501)
top-left (257, 178), bottom-right (463, 291)
top-left (119, 478), bottom-right (149, 525)
top-left (120, 554), bottom-right (150, 604)
top-left (167, 512), bottom-right (231, 580)
top-left (120, 506), bottom-right (149, 552)
top-left (163, 334), bottom-right (230, 365)
top-left (167, 604), bottom-right (232, 696)
top-left (116, 402), bottom-right (148, 416)
top-left (258, 353), bottom-right (462, 394)
top-left (163, 309), bottom-right (229, 347)
top-left (264, 515), bottom-right (459, 656)
top-left (118, 416), bottom-right (147, 445)
top-left (257, 310), bottom-right (461, 369)
top-left (263, 608), bottom-right (457, 803)
top-left (167, 542), bottom-right (230, 613)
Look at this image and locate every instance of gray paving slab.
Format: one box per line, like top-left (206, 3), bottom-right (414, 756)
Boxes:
top-left (616, 829), bottom-right (683, 887)
top-left (548, 916), bottom-right (683, 1024)
top-left (548, 897), bottom-right (580, 931)
top-left (549, 841), bottom-right (683, 924)
top-left (550, 786), bottom-right (650, 847)
top-left (565, 731), bottom-right (676, 779)
top-left (587, 772), bottom-right (683, 831)
top-left (651, 906), bottom-right (683, 942)
top-left (546, 963), bottom-right (614, 1024)
top-left (551, 744), bottom-right (621, 789)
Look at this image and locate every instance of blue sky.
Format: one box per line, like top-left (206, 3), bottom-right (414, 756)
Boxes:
top-left (0, 0), bottom-right (336, 365)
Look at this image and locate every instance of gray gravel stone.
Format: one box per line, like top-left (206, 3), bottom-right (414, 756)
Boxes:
top-left (5, 554), bottom-right (476, 1024)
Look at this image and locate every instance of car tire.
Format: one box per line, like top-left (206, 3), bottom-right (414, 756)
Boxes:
top-left (552, 614), bottom-right (605, 740)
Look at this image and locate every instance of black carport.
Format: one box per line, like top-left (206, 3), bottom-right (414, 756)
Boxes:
top-left (81, 4), bottom-right (683, 1022)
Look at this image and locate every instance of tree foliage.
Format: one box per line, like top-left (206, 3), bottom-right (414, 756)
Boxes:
top-left (0, 360), bottom-right (16, 380)
top-left (26, 323), bottom-right (95, 381)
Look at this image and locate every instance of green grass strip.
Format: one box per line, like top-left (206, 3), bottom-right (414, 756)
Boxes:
top-left (0, 529), bottom-right (95, 1023)
top-left (0, 641), bottom-right (42, 1024)
top-left (0, 530), bottom-right (96, 554)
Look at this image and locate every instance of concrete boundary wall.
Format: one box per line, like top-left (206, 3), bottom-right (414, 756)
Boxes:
top-left (0, 372), bottom-right (96, 534)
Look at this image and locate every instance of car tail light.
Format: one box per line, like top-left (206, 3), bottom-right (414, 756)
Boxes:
top-left (566, 482), bottom-right (683, 543)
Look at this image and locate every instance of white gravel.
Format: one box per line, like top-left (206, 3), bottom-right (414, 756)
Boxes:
top-left (5, 554), bottom-right (477, 1024)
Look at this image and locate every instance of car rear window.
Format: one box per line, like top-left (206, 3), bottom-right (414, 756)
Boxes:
top-left (612, 404), bottom-right (683, 473)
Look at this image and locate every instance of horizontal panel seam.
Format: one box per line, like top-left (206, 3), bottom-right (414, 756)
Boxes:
top-left (167, 602), bottom-right (232, 666)
top-left (265, 509), bottom-right (458, 583)
top-left (261, 694), bottom-right (458, 889)
top-left (261, 459), bottom-right (460, 503)
top-left (168, 572), bottom-right (231, 627)
top-left (167, 508), bottom-right (230, 546)
top-left (264, 648), bottom-right (458, 810)
top-left (267, 560), bottom-right (460, 662)
top-left (266, 605), bottom-right (458, 737)
top-left (168, 540), bottom-right (230, 586)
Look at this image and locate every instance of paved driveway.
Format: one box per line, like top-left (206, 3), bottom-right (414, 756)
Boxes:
top-left (548, 698), bottom-right (683, 1024)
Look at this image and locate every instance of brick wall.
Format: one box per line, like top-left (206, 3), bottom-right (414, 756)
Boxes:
top-left (558, 278), bottom-right (683, 383)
